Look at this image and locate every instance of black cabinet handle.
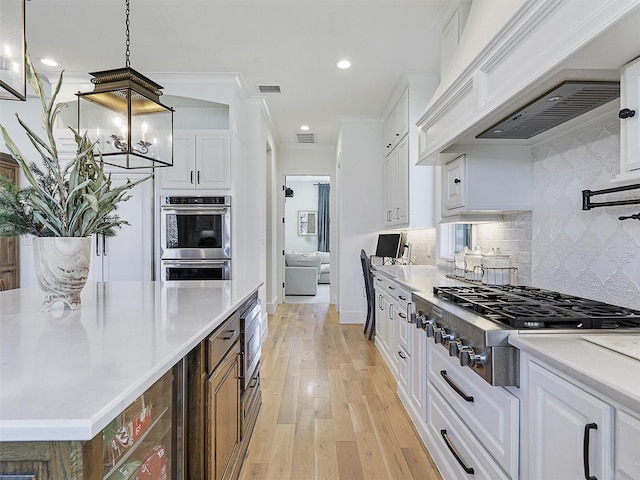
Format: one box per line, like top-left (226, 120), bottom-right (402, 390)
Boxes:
top-left (248, 376), bottom-right (259, 388)
top-left (440, 370), bottom-right (474, 402)
top-left (398, 312), bottom-right (407, 319)
top-left (190, 170), bottom-right (194, 184)
top-left (398, 350), bottom-right (406, 359)
top-left (197, 171), bottom-right (201, 184)
top-left (619, 108), bottom-right (636, 119)
top-left (583, 423), bottom-right (598, 480)
top-left (399, 295), bottom-right (407, 301)
top-left (440, 429), bottom-right (474, 475)
top-left (454, 178), bottom-right (461, 184)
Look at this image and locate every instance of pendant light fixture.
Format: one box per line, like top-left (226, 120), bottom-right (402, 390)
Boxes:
top-left (76, 0), bottom-right (174, 169)
top-left (0, 0), bottom-right (27, 100)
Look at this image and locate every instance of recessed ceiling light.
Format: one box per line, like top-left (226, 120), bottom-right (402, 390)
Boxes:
top-left (300, 125), bottom-right (310, 131)
top-left (39, 57), bottom-right (58, 67)
top-left (336, 59), bottom-right (351, 69)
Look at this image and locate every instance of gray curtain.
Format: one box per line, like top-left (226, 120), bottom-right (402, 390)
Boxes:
top-left (317, 183), bottom-right (330, 252)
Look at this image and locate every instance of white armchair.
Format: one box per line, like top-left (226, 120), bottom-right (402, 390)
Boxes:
top-left (285, 252), bottom-right (321, 295)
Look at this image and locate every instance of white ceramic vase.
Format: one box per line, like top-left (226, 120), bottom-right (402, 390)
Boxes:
top-left (33, 237), bottom-right (92, 312)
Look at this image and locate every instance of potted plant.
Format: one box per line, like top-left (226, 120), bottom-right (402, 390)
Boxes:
top-left (0, 55), bottom-right (150, 311)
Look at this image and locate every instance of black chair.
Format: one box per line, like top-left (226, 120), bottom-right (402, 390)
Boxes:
top-left (361, 249), bottom-right (376, 340)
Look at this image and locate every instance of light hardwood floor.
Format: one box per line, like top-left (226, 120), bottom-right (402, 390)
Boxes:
top-left (239, 303), bottom-right (443, 480)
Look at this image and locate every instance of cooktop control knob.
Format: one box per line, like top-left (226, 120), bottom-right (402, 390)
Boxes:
top-left (458, 346), bottom-right (488, 368)
top-left (433, 326), bottom-right (445, 344)
top-left (424, 319), bottom-right (436, 337)
top-left (449, 338), bottom-right (463, 357)
top-left (442, 332), bottom-right (458, 349)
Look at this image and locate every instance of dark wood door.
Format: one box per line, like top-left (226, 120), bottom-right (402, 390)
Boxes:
top-left (0, 153), bottom-right (19, 290)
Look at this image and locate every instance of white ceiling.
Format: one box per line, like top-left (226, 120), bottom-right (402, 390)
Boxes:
top-left (23, 0), bottom-right (447, 148)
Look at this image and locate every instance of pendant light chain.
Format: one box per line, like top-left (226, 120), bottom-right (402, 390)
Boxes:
top-left (125, 0), bottom-right (131, 68)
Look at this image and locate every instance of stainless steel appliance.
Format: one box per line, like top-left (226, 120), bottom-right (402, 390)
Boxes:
top-left (413, 285), bottom-right (640, 387)
top-left (160, 196), bottom-right (231, 280)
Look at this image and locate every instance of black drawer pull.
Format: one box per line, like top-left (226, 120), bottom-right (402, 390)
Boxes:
top-left (399, 295), bottom-right (407, 301)
top-left (398, 350), bottom-right (406, 359)
top-left (440, 429), bottom-right (474, 475)
top-left (583, 423), bottom-right (598, 480)
top-left (398, 312), bottom-right (406, 319)
top-left (440, 370), bottom-right (474, 402)
top-left (249, 377), bottom-right (259, 388)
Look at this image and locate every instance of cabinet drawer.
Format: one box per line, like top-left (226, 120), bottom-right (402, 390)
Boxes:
top-left (616, 410), bottom-right (640, 479)
top-left (428, 343), bottom-right (519, 478)
top-left (427, 384), bottom-right (510, 480)
top-left (207, 314), bottom-right (240, 374)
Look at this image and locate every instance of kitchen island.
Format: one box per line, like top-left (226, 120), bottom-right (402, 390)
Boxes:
top-left (0, 279), bottom-right (261, 479)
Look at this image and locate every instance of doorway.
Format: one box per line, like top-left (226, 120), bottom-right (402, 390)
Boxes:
top-left (283, 175), bottom-right (331, 304)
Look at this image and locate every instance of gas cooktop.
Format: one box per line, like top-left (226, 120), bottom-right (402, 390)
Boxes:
top-left (433, 285), bottom-right (640, 329)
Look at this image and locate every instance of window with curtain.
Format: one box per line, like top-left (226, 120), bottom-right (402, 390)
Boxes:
top-left (317, 183), bottom-right (330, 252)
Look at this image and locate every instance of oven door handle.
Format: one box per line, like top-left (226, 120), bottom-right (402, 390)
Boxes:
top-left (162, 260), bottom-right (230, 267)
top-left (161, 206), bottom-right (230, 215)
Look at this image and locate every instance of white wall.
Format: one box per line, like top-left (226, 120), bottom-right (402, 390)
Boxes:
top-left (336, 118), bottom-right (384, 323)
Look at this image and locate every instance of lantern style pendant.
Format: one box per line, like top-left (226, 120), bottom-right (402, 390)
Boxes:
top-left (76, 0), bottom-right (173, 169)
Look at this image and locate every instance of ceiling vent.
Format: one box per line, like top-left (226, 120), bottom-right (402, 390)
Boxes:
top-left (295, 132), bottom-right (316, 144)
top-left (477, 81), bottom-right (620, 139)
top-left (257, 85), bottom-right (281, 94)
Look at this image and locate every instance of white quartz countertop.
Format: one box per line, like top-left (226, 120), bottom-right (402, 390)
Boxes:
top-left (372, 264), bottom-right (466, 294)
top-left (0, 279), bottom-right (261, 442)
top-left (510, 333), bottom-right (640, 412)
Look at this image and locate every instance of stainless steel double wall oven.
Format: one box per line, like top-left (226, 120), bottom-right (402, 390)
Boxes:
top-left (160, 196), bottom-right (231, 280)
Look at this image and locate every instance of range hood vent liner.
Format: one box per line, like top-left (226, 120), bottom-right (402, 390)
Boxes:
top-left (477, 81), bottom-right (620, 140)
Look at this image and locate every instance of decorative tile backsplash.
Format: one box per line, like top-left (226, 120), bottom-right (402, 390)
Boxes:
top-left (531, 111), bottom-right (640, 309)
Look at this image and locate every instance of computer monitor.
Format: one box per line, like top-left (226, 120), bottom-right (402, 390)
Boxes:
top-left (375, 233), bottom-right (403, 258)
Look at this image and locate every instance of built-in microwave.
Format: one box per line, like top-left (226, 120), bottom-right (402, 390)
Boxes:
top-left (160, 196), bottom-right (231, 261)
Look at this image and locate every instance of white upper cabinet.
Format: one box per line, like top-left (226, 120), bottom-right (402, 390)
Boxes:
top-left (382, 79), bottom-right (438, 229)
top-left (384, 89), bottom-right (409, 156)
top-left (616, 56), bottom-right (640, 182)
top-left (160, 131), bottom-right (230, 190)
top-left (439, 146), bottom-right (533, 222)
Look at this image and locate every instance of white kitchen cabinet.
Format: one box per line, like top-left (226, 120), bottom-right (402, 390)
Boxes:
top-left (616, 56), bottom-right (640, 183)
top-left (429, 341), bottom-right (519, 478)
top-left (427, 383), bottom-right (510, 480)
top-left (160, 131), bottom-right (230, 190)
top-left (526, 360), bottom-right (614, 480)
top-left (616, 409), bottom-right (640, 480)
top-left (88, 173), bottom-right (154, 282)
top-left (410, 325), bottom-right (427, 421)
top-left (383, 135), bottom-right (410, 227)
top-left (440, 146), bottom-right (533, 222)
top-left (384, 89), bottom-right (409, 156)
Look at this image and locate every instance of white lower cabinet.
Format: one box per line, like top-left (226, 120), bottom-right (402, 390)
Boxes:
top-left (616, 410), bottom-right (640, 480)
top-left (526, 360), bottom-right (614, 480)
top-left (427, 384), bottom-right (510, 480)
top-left (428, 342), bottom-right (519, 479)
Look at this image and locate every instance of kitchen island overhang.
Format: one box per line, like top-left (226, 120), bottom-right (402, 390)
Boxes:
top-left (0, 279), bottom-right (262, 442)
